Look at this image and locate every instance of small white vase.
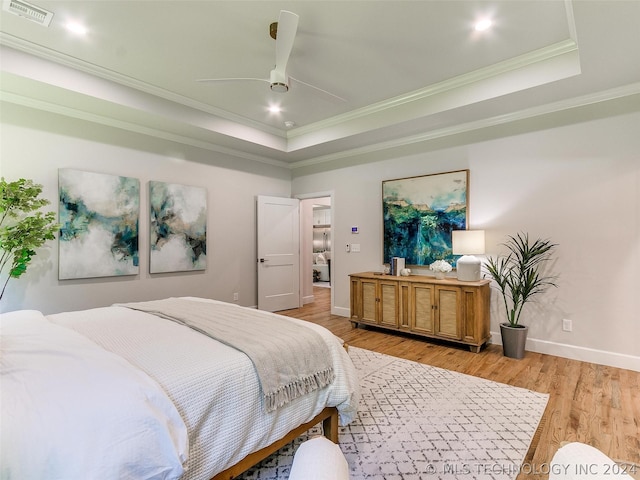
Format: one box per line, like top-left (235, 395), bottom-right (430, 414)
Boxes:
top-left (434, 271), bottom-right (446, 279)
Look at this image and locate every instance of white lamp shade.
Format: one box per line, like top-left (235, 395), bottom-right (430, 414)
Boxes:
top-left (452, 230), bottom-right (485, 255)
top-left (452, 230), bottom-right (485, 281)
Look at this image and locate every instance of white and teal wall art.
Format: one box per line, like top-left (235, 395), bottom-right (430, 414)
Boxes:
top-left (59, 169), bottom-right (140, 279)
top-left (149, 181), bottom-right (207, 273)
top-left (382, 169), bottom-right (468, 266)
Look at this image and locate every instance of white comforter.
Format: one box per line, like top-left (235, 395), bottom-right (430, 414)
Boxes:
top-left (1, 310), bottom-right (188, 480)
top-left (2, 297), bottom-right (360, 480)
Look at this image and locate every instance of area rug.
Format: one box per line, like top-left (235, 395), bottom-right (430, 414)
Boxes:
top-left (238, 347), bottom-right (549, 480)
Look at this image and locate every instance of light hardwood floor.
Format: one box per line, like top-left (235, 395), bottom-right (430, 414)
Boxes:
top-left (280, 287), bottom-right (640, 480)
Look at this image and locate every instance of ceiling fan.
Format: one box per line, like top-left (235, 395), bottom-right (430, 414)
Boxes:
top-left (196, 10), bottom-right (345, 102)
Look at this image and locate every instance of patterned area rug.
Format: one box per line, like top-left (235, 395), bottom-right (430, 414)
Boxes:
top-left (239, 347), bottom-right (549, 480)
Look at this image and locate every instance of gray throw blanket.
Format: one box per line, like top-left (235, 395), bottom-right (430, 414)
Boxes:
top-left (118, 298), bottom-right (335, 412)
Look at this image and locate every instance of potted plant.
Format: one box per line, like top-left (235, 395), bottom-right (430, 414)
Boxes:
top-left (0, 178), bottom-right (60, 300)
top-left (484, 232), bottom-right (558, 359)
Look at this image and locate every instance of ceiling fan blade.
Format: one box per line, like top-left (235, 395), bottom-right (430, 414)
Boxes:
top-left (273, 10), bottom-right (299, 76)
top-left (289, 76), bottom-right (347, 103)
top-left (196, 77), bottom-right (270, 84)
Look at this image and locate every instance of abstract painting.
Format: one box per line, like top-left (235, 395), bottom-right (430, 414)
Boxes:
top-left (149, 181), bottom-right (207, 273)
top-left (383, 169), bottom-right (468, 266)
top-left (59, 169), bottom-right (139, 279)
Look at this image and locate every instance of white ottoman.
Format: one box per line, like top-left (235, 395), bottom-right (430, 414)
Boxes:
top-left (550, 442), bottom-right (632, 479)
top-left (288, 436), bottom-right (349, 480)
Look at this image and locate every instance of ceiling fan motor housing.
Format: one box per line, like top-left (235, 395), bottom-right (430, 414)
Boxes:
top-left (269, 69), bottom-right (289, 92)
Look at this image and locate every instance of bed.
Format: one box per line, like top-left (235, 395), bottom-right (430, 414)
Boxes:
top-left (1, 296), bottom-right (360, 480)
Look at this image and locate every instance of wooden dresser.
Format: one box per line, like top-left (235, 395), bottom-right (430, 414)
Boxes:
top-left (349, 272), bottom-right (491, 352)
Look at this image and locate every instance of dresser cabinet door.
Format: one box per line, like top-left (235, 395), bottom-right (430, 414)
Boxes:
top-left (434, 286), bottom-right (462, 340)
top-left (378, 280), bottom-right (399, 327)
top-left (411, 283), bottom-right (434, 334)
top-left (360, 278), bottom-right (378, 324)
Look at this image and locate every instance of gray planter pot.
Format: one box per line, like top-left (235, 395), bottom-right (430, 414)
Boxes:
top-left (500, 323), bottom-right (528, 359)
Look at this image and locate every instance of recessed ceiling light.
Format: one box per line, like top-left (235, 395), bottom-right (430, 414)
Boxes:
top-left (284, 121), bottom-right (295, 128)
top-left (65, 21), bottom-right (87, 35)
top-left (268, 105), bottom-right (281, 114)
top-left (474, 18), bottom-right (493, 32)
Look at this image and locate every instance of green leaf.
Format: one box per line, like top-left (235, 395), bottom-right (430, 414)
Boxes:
top-left (1, 177), bottom-right (60, 300)
top-left (483, 231), bottom-right (558, 326)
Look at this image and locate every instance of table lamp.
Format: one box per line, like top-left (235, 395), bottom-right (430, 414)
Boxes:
top-left (452, 230), bottom-right (485, 281)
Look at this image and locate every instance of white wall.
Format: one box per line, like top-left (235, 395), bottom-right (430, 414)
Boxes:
top-left (0, 103), bottom-right (291, 314)
top-left (292, 111), bottom-right (640, 371)
top-left (2, 99), bottom-right (638, 371)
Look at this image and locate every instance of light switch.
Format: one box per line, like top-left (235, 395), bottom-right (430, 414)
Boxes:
top-left (351, 243), bottom-right (361, 252)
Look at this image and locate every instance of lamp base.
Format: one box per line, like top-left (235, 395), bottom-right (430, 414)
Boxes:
top-left (456, 255), bottom-right (481, 281)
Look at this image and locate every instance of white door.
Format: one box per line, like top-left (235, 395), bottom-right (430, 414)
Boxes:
top-left (257, 195), bottom-right (300, 312)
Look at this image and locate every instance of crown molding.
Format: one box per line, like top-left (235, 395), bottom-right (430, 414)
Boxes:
top-left (287, 39), bottom-right (578, 140)
top-left (0, 32), bottom-right (286, 139)
top-left (1, 31), bottom-right (579, 154)
top-left (0, 90), bottom-right (291, 170)
top-left (5, 81), bottom-right (637, 173)
top-left (289, 82), bottom-right (640, 170)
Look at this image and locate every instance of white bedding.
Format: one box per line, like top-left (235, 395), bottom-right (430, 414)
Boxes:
top-left (30, 297), bottom-right (359, 480)
top-left (1, 310), bottom-right (188, 480)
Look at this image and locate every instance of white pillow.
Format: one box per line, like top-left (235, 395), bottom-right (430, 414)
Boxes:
top-left (550, 442), bottom-right (631, 479)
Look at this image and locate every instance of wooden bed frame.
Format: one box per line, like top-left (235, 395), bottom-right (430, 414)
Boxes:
top-left (211, 406), bottom-right (339, 480)
top-left (212, 343), bottom-right (348, 479)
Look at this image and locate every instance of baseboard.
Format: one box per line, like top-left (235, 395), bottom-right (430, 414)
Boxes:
top-left (319, 305), bottom-right (639, 372)
top-left (302, 294), bottom-right (315, 305)
top-left (332, 306), bottom-right (350, 317)
top-left (490, 332), bottom-right (640, 372)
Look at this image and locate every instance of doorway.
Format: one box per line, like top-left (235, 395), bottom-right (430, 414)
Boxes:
top-left (297, 192), bottom-right (333, 311)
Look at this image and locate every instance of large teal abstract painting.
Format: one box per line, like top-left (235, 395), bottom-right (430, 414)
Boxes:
top-left (383, 170), bottom-right (468, 266)
top-left (149, 181), bottom-right (207, 273)
top-left (59, 169), bottom-right (139, 279)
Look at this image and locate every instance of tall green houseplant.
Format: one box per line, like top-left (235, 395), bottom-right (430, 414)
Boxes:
top-left (484, 232), bottom-right (558, 358)
top-left (0, 178), bottom-right (60, 300)
top-left (485, 232), bottom-right (558, 326)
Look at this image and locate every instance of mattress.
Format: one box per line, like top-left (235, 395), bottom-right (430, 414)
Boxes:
top-left (2, 297), bottom-right (360, 480)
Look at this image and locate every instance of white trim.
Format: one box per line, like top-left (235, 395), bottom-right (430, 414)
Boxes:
top-left (295, 191), bottom-right (335, 314)
top-left (332, 306), bottom-right (350, 318)
top-left (0, 91), bottom-right (291, 169)
top-left (295, 191), bottom-right (334, 200)
top-left (290, 82), bottom-right (640, 169)
top-left (3, 37), bottom-right (638, 171)
top-left (302, 295), bottom-right (315, 305)
top-left (2, 31), bottom-right (576, 147)
top-left (327, 315), bottom-right (639, 371)
top-left (0, 32), bottom-right (284, 136)
top-left (490, 332), bottom-right (640, 372)
top-left (289, 39), bottom-right (578, 139)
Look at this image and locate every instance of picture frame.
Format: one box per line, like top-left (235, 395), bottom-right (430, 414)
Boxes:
top-left (149, 181), bottom-right (207, 273)
top-left (58, 169), bottom-right (140, 279)
top-left (382, 169), bottom-right (468, 266)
